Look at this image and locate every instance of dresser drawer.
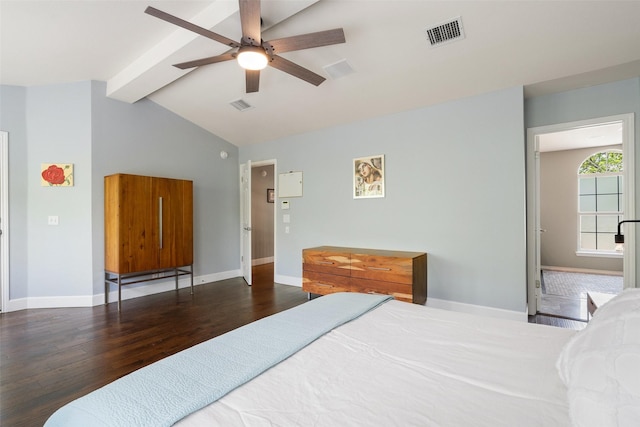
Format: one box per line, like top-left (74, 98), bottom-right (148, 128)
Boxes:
top-left (350, 278), bottom-right (413, 302)
top-left (302, 246), bottom-right (427, 305)
top-left (303, 249), bottom-right (351, 276)
top-left (349, 254), bottom-right (413, 284)
top-left (302, 271), bottom-right (351, 294)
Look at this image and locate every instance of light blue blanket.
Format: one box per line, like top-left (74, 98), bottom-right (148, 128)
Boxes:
top-left (44, 292), bottom-right (392, 427)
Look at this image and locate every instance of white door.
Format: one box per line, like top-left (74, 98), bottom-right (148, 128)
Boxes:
top-left (525, 142), bottom-right (543, 314)
top-left (240, 161), bottom-right (252, 285)
top-left (0, 131), bottom-right (8, 312)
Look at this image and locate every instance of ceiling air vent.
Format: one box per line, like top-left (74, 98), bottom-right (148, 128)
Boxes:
top-left (425, 17), bottom-right (465, 47)
top-left (323, 59), bottom-right (355, 80)
top-left (229, 99), bottom-right (253, 112)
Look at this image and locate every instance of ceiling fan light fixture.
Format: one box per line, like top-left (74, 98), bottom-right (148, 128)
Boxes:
top-left (237, 46), bottom-right (268, 70)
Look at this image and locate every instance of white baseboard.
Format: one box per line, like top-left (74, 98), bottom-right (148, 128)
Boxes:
top-left (275, 274), bottom-right (301, 287)
top-left (541, 265), bottom-right (623, 276)
top-left (4, 269), bottom-right (243, 312)
top-left (252, 257), bottom-right (274, 266)
top-left (275, 275), bottom-right (526, 322)
top-left (7, 295), bottom-right (95, 311)
top-left (5, 271), bottom-right (527, 322)
top-left (426, 297), bottom-right (528, 322)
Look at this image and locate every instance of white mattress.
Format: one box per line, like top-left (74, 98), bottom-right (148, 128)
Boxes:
top-left (176, 300), bottom-right (576, 426)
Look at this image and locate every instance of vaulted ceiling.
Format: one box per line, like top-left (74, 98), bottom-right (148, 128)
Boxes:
top-left (2, 1), bottom-right (640, 146)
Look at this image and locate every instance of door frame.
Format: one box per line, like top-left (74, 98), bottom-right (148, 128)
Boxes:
top-left (240, 161), bottom-right (252, 285)
top-left (240, 159), bottom-right (278, 286)
top-left (1, 131), bottom-right (9, 312)
top-left (526, 114), bottom-right (636, 314)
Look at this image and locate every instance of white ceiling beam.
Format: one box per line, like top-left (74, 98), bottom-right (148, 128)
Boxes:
top-left (107, 1), bottom-right (239, 103)
top-left (107, 0), bottom-right (319, 104)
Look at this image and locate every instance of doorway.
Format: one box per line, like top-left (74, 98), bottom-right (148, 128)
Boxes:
top-left (526, 114), bottom-right (636, 317)
top-left (240, 160), bottom-right (276, 287)
top-left (0, 131), bottom-right (8, 312)
top-left (250, 163), bottom-right (275, 287)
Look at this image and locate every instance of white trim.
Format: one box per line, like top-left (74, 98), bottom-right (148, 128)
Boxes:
top-left (575, 250), bottom-right (623, 259)
top-left (275, 274), bottom-right (301, 287)
top-left (240, 161), bottom-right (252, 285)
top-left (621, 114), bottom-right (636, 289)
top-left (243, 158), bottom-right (277, 285)
top-left (2, 270), bottom-right (242, 311)
top-left (252, 257), bottom-right (274, 266)
top-left (526, 113), bottom-right (636, 314)
top-left (0, 131), bottom-right (8, 312)
top-left (278, 277), bottom-right (527, 321)
top-left (426, 297), bottom-right (528, 322)
top-left (542, 265), bottom-right (623, 276)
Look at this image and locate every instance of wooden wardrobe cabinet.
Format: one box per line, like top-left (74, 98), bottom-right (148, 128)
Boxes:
top-left (104, 173), bottom-right (193, 309)
top-left (302, 246), bottom-right (427, 304)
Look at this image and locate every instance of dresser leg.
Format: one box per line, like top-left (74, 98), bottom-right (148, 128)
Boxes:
top-left (117, 275), bottom-right (122, 312)
top-left (190, 265), bottom-right (194, 295)
top-left (104, 273), bottom-right (109, 305)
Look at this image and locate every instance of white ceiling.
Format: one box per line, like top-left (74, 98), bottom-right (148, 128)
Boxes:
top-left (2, 0), bottom-right (640, 147)
top-left (538, 122), bottom-right (623, 153)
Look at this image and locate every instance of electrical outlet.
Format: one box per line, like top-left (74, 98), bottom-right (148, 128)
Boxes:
top-left (48, 216), bottom-right (59, 225)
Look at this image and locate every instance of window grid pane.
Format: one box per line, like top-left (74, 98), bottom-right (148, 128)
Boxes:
top-left (577, 153), bottom-right (623, 252)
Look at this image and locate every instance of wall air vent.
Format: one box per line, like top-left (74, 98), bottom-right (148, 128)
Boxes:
top-left (425, 17), bottom-right (465, 47)
top-left (229, 99), bottom-right (253, 112)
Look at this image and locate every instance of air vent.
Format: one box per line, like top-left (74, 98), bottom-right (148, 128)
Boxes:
top-left (323, 59), bottom-right (355, 80)
top-left (229, 99), bottom-right (253, 112)
top-left (425, 17), bottom-right (465, 47)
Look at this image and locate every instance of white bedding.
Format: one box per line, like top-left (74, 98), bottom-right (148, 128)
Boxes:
top-left (177, 300), bottom-right (576, 426)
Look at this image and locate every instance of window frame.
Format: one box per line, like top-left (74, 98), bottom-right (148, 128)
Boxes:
top-left (576, 150), bottom-right (623, 258)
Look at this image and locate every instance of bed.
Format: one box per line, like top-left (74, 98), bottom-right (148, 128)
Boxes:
top-left (45, 290), bottom-right (640, 426)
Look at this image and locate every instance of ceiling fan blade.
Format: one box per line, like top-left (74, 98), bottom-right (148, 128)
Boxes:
top-left (174, 52), bottom-right (237, 70)
top-left (145, 6), bottom-right (240, 48)
top-left (239, 0), bottom-right (261, 46)
top-left (266, 28), bottom-right (345, 54)
top-left (246, 69), bottom-right (260, 93)
top-left (269, 55), bottom-right (325, 86)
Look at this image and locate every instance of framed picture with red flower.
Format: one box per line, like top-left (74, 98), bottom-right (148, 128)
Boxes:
top-left (41, 163), bottom-right (73, 187)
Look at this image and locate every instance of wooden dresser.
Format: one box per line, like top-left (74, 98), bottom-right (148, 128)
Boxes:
top-left (302, 246), bottom-right (427, 304)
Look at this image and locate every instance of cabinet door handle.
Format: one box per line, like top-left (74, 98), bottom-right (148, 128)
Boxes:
top-left (159, 197), bottom-right (163, 249)
top-left (316, 283), bottom-right (332, 287)
top-left (317, 261), bottom-right (334, 265)
top-left (366, 266), bottom-right (391, 271)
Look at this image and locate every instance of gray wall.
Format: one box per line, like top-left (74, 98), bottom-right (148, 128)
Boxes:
top-left (27, 82), bottom-right (93, 298)
top-left (1, 81), bottom-right (240, 302)
top-left (0, 86), bottom-right (28, 299)
top-left (251, 165), bottom-right (274, 262)
top-left (240, 86), bottom-right (527, 313)
top-left (4, 76), bottom-right (637, 312)
top-left (540, 145), bottom-right (623, 272)
top-left (526, 77), bottom-right (640, 279)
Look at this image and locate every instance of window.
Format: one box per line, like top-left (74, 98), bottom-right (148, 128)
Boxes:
top-left (578, 150), bottom-right (623, 253)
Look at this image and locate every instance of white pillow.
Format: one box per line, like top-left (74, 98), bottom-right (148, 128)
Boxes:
top-left (556, 288), bottom-right (640, 427)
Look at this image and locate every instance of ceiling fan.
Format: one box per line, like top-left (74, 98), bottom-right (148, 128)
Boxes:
top-left (145, 0), bottom-right (346, 93)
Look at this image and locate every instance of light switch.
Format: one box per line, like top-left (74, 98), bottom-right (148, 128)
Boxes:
top-left (285, 226), bottom-right (290, 234)
top-left (283, 214), bottom-right (290, 223)
top-left (48, 216), bottom-right (59, 225)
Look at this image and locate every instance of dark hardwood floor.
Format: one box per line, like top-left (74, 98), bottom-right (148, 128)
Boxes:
top-left (0, 267), bottom-right (307, 427)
